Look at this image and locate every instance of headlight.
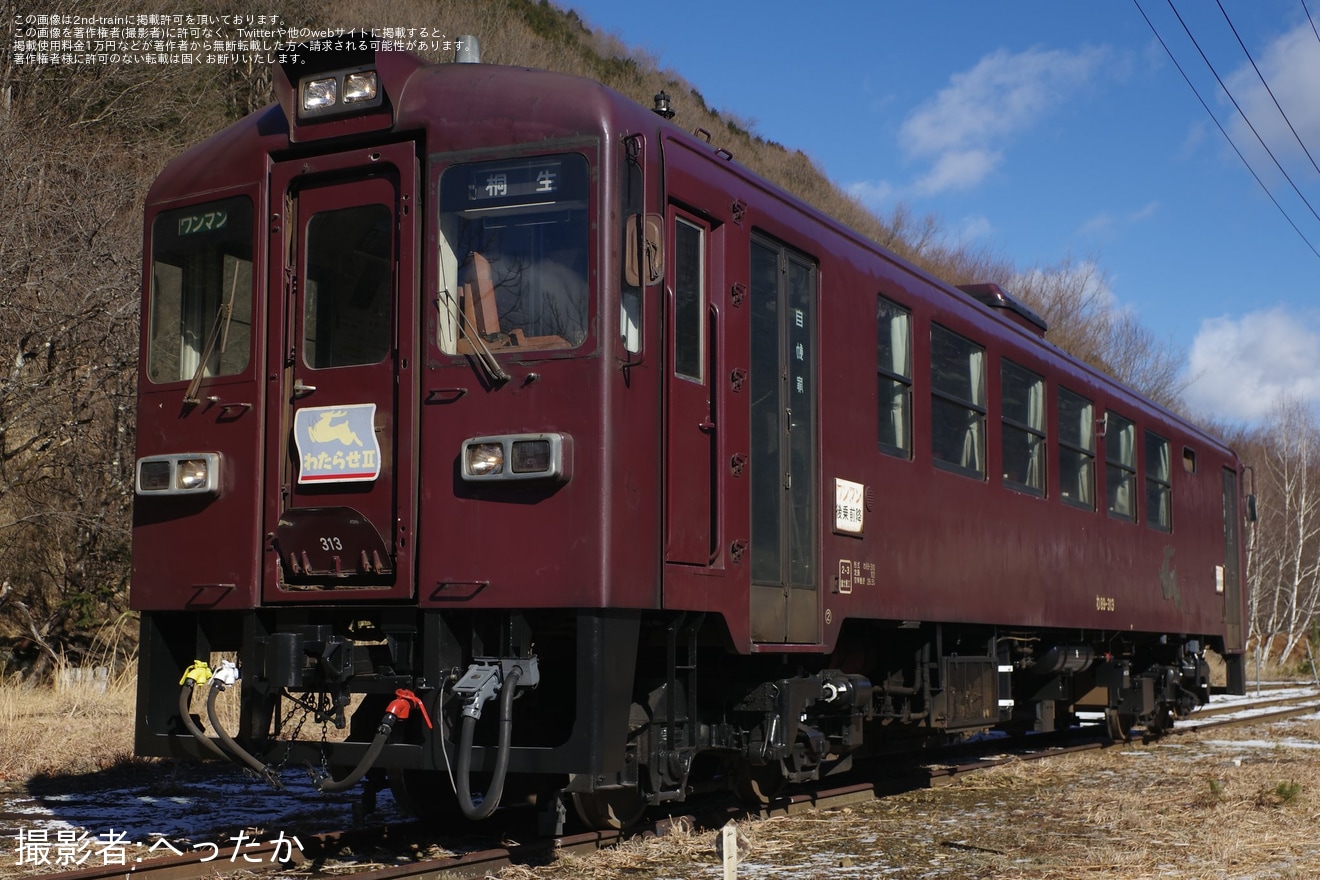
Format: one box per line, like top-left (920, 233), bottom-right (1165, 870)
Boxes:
top-left (176, 457), bottom-right (212, 490)
top-left (297, 67), bottom-right (384, 119)
top-left (301, 76), bottom-right (338, 112)
top-left (343, 71), bottom-right (379, 103)
top-left (461, 434), bottom-right (571, 483)
top-left (465, 442), bottom-right (505, 476)
top-left (136, 453), bottom-right (220, 496)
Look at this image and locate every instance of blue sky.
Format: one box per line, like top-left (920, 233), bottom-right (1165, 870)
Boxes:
top-left (561, 0), bottom-right (1320, 425)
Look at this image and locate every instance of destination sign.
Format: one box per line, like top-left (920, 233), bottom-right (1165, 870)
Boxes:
top-left (177, 209), bottom-right (229, 236)
top-left (466, 160), bottom-right (563, 203)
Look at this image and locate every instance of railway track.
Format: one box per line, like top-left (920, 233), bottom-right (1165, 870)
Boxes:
top-left (31, 687), bottom-right (1320, 880)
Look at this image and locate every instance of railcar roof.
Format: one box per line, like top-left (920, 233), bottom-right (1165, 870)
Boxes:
top-left (143, 48), bottom-right (1234, 461)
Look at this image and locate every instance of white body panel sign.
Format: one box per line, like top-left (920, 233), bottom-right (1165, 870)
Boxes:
top-left (835, 477), bottom-right (865, 535)
top-left (293, 403), bottom-right (381, 484)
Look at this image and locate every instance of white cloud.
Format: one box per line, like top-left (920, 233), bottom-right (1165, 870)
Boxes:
top-left (1077, 202), bottom-right (1157, 239)
top-left (1183, 307), bottom-right (1320, 422)
top-left (1224, 23), bottom-right (1320, 169)
top-left (1129, 201), bottom-right (1160, 223)
top-left (898, 45), bottom-right (1109, 193)
top-left (911, 148), bottom-right (1001, 195)
top-left (847, 178), bottom-right (896, 212)
top-left (1078, 211), bottom-right (1115, 237)
top-left (957, 214), bottom-right (995, 243)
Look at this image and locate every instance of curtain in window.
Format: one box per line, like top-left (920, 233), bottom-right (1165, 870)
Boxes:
top-left (1110, 418), bottom-right (1135, 517)
top-left (962, 349), bottom-right (984, 472)
top-left (887, 314), bottom-right (909, 447)
top-left (1025, 378), bottom-right (1044, 488)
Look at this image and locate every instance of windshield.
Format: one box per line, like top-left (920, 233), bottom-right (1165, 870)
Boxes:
top-left (438, 154), bottom-right (590, 354)
top-left (147, 196), bottom-right (254, 384)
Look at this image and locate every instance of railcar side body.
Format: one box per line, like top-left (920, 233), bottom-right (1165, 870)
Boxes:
top-left (131, 42), bottom-right (1247, 826)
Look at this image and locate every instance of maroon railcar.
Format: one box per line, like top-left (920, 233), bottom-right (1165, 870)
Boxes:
top-left (132, 41), bottom-right (1247, 828)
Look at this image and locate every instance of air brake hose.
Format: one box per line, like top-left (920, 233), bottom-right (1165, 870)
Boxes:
top-left (205, 678), bottom-right (283, 788)
top-left (456, 666), bottom-right (522, 820)
top-left (315, 690), bottom-right (430, 793)
top-left (313, 728), bottom-right (389, 793)
top-left (176, 665), bottom-right (231, 761)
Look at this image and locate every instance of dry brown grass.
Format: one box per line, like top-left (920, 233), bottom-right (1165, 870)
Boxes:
top-left (495, 716), bottom-right (1320, 879)
top-left (1, 672), bottom-right (1316, 878)
top-left (0, 663), bottom-right (138, 782)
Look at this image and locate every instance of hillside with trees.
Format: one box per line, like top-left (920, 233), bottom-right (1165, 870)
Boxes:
top-left (0, 0), bottom-right (1310, 677)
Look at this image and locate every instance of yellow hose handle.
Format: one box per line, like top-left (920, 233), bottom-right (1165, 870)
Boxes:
top-left (179, 659), bottom-right (214, 686)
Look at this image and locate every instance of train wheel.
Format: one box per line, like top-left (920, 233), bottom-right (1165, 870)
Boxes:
top-left (732, 760), bottom-right (785, 806)
top-left (1143, 705), bottom-right (1176, 740)
top-left (388, 769), bottom-right (464, 821)
top-left (1104, 709), bottom-right (1137, 742)
top-left (570, 786), bottom-right (648, 830)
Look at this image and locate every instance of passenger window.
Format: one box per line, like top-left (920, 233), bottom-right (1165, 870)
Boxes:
top-left (930, 325), bottom-right (985, 478)
top-left (1002, 360), bottom-right (1045, 495)
top-left (1146, 431), bottom-right (1172, 531)
top-left (1105, 411), bottom-right (1137, 521)
top-left (1058, 388), bottom-right (1095, 509)
top-left (877, 296), bottom-right (911, 458)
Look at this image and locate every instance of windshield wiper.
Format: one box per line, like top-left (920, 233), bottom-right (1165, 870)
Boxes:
top-left (442, 288), bottom-right (510, 386)
top-left (183, 268), bottom-right (239, 406)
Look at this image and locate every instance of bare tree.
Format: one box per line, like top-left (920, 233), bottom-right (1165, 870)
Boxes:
top-left (1241, 397), bottom-right (1320, 662)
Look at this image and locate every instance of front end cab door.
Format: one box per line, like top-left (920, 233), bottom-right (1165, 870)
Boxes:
top-left (263, 143), bottom-right (418, 602)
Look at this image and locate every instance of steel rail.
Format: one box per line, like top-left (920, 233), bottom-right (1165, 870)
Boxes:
top-left (33, 689), bottom-right (1318, 880)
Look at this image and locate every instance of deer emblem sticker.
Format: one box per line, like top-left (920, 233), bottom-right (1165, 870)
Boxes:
top-left (293, 403), bottom-right (381, 484)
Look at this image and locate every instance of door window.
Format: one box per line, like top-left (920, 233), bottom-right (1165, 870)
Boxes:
top-left (303, 203), bottom-right (393, 369)
top-left (750, 238), bottom-right (817, 588)
top-left (673, 217), bottom-right (705, 382)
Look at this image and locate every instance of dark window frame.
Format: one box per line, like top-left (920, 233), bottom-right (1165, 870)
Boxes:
top-left (1145, 430), bottom-right (1173, 532)
top-left (930, 324), bottom-right (986, 479)
top-left (303, 202), bottom-right (394, 370)
top-left (1001, 359), bottom-right (1046, 496)
top-left (436, 151), bottom-right (593, 355)
top-left (877, 295), bottom-right (912, 459)
top-left (146, 194), bottom-right (255, 385)
top-left (1104, 410), bottom-right (1138, 522)
top-left (1058, 387), bottom-right (1095, 510)
top-left (672, 215), bottom-right (705, 383)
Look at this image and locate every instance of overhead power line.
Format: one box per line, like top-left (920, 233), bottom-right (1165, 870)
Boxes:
top-left (1302, 0), bottom-right (1320, 45)
top-left (1215, 0), bottom-right (1320, 178)
top-left (1163, 0), bottom-right (1320, 226)
top-left (1132, 0), bottom-right (1320, 260)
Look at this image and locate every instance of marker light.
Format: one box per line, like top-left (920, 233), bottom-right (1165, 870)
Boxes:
top-left (511, 439), bottom-right (552, 474)
top-left (460, 434), bottom-right (571, 483)
top-left (138, 460), bottom-right (171, 492)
